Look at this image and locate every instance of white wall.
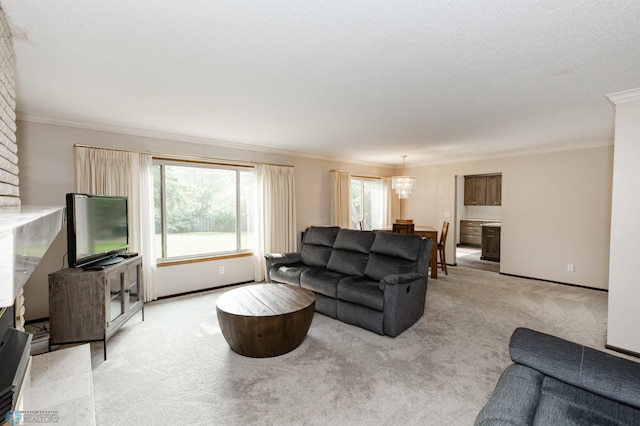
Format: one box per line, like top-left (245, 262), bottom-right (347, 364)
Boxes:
top-left (463, 205), bottom-right (501, 221)
top-left (18, 120), bottom-right (615, 319)
top-left (607, 90), bottom-right (640, 354)
top-left (17, 120), bottom-right (394, 319)
top-left (404, 145), bottom-right (614, 289)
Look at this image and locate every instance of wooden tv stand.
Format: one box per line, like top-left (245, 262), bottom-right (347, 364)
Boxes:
top-left (48, 256), bottom-right (144, 360)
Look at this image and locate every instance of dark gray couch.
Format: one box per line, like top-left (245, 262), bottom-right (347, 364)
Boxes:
top-left (476, 327), bottom-right (640, 425)
top-left (264, 226), bottom-right (433, 337)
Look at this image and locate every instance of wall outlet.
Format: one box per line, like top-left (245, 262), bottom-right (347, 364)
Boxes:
top-left (567, 264), bottom-right (574, 272)
top-left (444, 211), bottom-right (451, 218)
top-left (219, 266), bottom-right (225, 274)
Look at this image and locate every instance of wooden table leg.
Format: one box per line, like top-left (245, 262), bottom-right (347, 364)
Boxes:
top-left (430, 237), bottom-right (438, 279)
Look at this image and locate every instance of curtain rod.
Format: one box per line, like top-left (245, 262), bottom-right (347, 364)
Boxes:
top-left (73, 144), bottom-right (294, 168)
top-left (330, 169), bottom-right (384, 179)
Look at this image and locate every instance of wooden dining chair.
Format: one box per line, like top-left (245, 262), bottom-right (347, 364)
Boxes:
top-left (438, 221), bottom-right (449, 275)
top-left (392, 223), bottom-right (414, 234)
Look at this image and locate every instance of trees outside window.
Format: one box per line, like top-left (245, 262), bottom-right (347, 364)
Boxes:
top-left (350, 178), bottom-right (382, 230)
top-left (154, 162), bottom-right (254, 260)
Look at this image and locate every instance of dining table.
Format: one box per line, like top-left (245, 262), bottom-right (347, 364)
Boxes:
top-left (374, 226), bottom-right (438, 279)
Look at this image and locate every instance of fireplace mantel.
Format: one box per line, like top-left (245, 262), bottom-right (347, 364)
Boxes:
top-left (0, 205), bottom-right (64, 308)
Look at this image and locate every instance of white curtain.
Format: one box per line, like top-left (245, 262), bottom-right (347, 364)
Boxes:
top-left (330, 170), bottom-right (352, 228)
top-left (254, 164), bottom-right (297, 282)
top-left (74, 147), bottom-right (158, 302)
top-left (382, 177), bottom-right (401, 226)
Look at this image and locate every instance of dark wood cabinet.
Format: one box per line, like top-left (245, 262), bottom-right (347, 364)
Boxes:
top-left (481, 226), bottom-right (501, 261)
top-left (464, 176), bottom-right (486, 206)
top-left (464, 174), bottom-right (501, 206)
top-left (460, 220), bottom-right (485, 245)
top-left (486, 175), bottom-right (502, 206)
top-left (48, 256), bottom-right (144, 359)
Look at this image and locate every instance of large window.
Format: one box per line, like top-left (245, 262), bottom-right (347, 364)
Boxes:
top-left (154, 161), bottom-right (254, 260)
top-left (350, 177), bottom-right (382, 230)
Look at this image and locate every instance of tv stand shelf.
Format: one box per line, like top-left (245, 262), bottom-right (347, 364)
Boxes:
top-left (48, 256), bottom-right (144, 360)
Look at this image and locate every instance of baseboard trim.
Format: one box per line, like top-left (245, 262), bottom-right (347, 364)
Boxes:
top-left (156, 280), bottom-right (254, 301)
top-left (605, 344), bottom-right (640, 360)
top-left (449, 263), bottom-right (606, 292)
top-left (498, 272), bottom-right (608, 292)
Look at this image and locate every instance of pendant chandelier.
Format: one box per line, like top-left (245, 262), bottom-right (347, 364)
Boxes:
top-left (391, 155), bottom-right (416, 199)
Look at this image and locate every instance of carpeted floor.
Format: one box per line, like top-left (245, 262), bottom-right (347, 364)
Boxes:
top-left (90, 265), bottom-right (609, 426)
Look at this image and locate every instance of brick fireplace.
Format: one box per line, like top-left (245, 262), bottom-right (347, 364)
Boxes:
top-left (1, 5), bottom-right (21, 317)
top-left (0, 7), bottom-right (64, 421)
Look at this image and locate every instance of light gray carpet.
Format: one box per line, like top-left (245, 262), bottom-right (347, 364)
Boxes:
top-left (90, 265), bottom-right (609, 426)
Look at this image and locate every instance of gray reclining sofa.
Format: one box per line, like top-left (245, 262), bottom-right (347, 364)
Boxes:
top-left (476, 327), bottom-right (640, 425)
top-left (264, 226), bottom-right (433, 337)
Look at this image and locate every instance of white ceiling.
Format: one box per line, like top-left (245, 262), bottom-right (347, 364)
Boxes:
top-left (2, 1), bottom-right (640, 166)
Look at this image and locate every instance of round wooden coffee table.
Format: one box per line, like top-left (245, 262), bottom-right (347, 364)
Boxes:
top-left (216, 284), bottom-right (315, 357)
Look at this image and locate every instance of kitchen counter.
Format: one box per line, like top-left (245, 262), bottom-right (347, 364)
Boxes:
top-left (460, 219), bottom-right (499, 245)
top-left (481, 222), bottom-right (501, 227)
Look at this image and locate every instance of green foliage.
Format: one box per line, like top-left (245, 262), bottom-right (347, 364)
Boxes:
top-left (155, 165), bottom-right (238, 234)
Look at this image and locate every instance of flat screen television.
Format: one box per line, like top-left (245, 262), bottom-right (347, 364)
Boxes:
top-left (65, 193), bottom-right (129, 268)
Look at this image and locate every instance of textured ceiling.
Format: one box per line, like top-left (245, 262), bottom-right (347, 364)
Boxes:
top-left (2, 1), bottom-right (640, 166)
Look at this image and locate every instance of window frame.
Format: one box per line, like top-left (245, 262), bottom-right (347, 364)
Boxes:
top-left (153, 158), bottom-right (255, 265)
top-left (350, 176), bottom-right (383, 231)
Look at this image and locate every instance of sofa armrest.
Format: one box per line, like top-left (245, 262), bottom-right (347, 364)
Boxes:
top-left (378, 273), bottom-right (427, 337)
top-left (265, 252), bottom-right (301, 266)
top-left (509, 327), bottom-right (640, 410)
top-left (474, 364), bottom-right (544, 426)
top-left (264, 252), bottom-right (301, 283)
top-left (378, 272), bottom-right (424, 290)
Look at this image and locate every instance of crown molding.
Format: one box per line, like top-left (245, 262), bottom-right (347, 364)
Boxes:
top-left (607, 88), bottom-right (640, 105)
top-left (16, 113), bottom-right (613, 171)
top-left (411, 139), bottom-right (614, 168)
top-left (16, 113), bottom-right (396, 169)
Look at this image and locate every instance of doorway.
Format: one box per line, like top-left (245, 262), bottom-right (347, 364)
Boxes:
top-left (453, 174), bottom-right (501, 273)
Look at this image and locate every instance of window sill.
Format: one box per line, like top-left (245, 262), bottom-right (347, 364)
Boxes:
top-left (157, 252), bottom-right (253, 267)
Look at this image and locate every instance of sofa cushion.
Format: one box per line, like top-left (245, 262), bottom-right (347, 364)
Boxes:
top-left (300, 268), bottom-right (348, 298)
top-left (337, 276), bottom-right (384, 311)
top-left (533, 376), bottom-right (640, 425)
top-left (300, 226), bottom-right (340, 267)
top-left (269, 263), bottom-right (311, 286)
top-left (370, 231), bottom-right (424, 260)
top-left (327, 230), bottom-right (376, 276)
top-left (364, 232), bottom-right (425, 281)
top-left (510, 327), bottom-right (640, 410)
top-left (364, 254), bottom-right (419, 282)
top-left (304, 226), bottom-right (341, 246)
top-left (333, 229), bottom-right (376, 253)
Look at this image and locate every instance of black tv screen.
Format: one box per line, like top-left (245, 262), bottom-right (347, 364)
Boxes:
top-left (66, 193), bottom-right (129, 268)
